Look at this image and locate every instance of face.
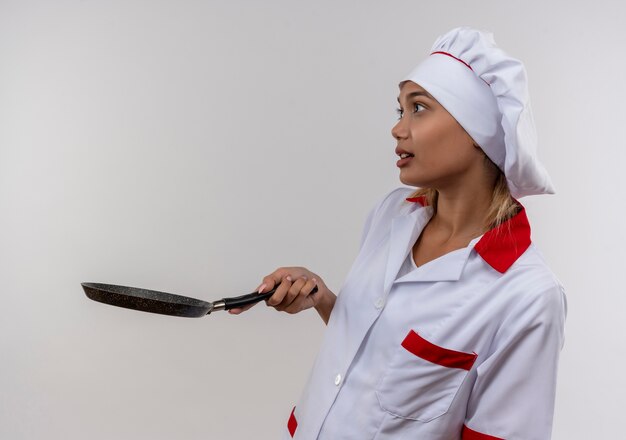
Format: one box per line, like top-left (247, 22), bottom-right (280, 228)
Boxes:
top-left (392, 81), bottom-right (484, 190)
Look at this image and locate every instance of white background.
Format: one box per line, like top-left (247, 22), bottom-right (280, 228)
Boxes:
top-left (1, 0), bottom-right (623, 438)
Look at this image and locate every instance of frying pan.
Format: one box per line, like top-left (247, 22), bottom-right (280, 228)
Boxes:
top-left (81, 282), bottom-right (318, 318)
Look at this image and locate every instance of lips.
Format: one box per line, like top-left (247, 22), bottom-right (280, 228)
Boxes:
top-left (396, 155), bottom-right (413, 168)
top-left (395, 147), bottom-right (414, 158)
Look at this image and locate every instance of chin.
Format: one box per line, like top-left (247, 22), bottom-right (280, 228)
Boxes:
top-left (399, 174), bottom-right (426, 188)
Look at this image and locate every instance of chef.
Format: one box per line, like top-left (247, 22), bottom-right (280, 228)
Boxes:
top-left (230, 26), bottom-right (567, 440)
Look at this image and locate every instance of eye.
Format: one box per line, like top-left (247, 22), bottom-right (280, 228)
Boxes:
top-left (413, 102), bottom-right (425, 113)
top-left (395, 103), bottom-right (425, 120)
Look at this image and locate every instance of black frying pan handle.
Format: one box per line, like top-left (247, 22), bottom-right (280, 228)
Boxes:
top-left (222, 285), bottom-right (319, 310)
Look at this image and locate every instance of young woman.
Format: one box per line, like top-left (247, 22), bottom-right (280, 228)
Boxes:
top-left (230, 26), bottom-right (567, 440)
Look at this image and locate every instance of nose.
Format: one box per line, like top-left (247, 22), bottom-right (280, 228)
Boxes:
top-left (391, 116), bottom-right (408, 141)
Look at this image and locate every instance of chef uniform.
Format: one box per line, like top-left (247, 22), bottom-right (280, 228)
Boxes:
top-left (282, 27), bottom-right (567, 440)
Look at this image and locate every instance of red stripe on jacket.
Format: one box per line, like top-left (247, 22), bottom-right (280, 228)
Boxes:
top-left (287, 406), bottom-right (297, 437)
top-left (401, 330), bottom-right (477, 370)
top-left (462, 424), bottom-right (504, 440)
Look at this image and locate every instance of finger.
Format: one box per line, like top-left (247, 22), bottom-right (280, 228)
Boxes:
top-left (259, 269), bottom-right (286, 294)
top-left (231, 270), bottom-right (290, 316)
top-left (228, 301), bottom-right (257, 315)
top-left (282, 279), bottom-right (318, 313)
top-left (266, 275), bottom-right (292, 307)
top-left (280, 276), bottom-right (308, 308)
top-left (306, 278), bottom-right (321, 304)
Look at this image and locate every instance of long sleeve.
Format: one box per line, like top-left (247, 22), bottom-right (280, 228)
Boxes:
top-left (463, 282), bottom-right (568, 440)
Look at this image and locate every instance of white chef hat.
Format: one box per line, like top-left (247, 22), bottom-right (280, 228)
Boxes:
top-left (399, 26), bottom-right (555, 198)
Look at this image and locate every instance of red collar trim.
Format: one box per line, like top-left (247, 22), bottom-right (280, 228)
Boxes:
top-left (405, 196), bottom-right (531, 273)
top-left (406, 196), bottom-right (428, 205)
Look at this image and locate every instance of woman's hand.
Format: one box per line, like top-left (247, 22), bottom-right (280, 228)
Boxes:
top-left (229, 267), bottom-right (336, 323)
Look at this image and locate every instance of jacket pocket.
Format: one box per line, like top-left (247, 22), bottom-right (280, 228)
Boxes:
top-left (375, 329), bottom-right (477, 422)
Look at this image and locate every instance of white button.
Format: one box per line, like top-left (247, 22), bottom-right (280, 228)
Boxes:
top-left (334, 373), bottom-right (342, 386)
top-left (375, 298), bottom-right (385, 309)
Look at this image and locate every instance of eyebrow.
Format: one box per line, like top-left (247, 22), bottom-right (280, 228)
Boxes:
top-left (396, 91), bottom-right (433, 103)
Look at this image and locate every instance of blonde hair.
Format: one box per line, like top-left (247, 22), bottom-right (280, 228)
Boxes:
top-left (404, 152), bottom-right (520, 236)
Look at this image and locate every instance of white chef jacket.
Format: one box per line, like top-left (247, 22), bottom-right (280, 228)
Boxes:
top-left (282, 186), bottom-right (567, 440)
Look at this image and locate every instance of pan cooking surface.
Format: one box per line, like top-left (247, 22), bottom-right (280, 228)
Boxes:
top-left (81, 282), bottom-right (212, 317)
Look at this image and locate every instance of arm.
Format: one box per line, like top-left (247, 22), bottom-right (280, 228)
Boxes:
top-left (233, 190), bottom-right (392, 320)
top-left (313, 288), bottom-right (337, 325)
top-left (463, 282), bottom-right (567, 440)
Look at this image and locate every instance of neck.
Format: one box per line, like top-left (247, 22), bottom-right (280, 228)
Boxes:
top-left (428, 173), bottom-right (495, 243)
